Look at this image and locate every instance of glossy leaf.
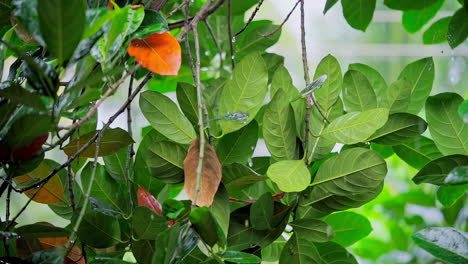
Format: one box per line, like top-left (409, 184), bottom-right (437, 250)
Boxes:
top-left (323, 212), bottom-right (372, 247)
top-left (128, 32), bottom-right (181, 75)
top-left (267, 160), bottom-right (311, 192)
top-left (343, 70), bottom-right (377, 112)
top-left (263, 90), bottom-right (297, 161)
top-left (77, 210), bottom-right (121, 248)
top-left (37, 0), bottom-right (86, 63)
top-left (321, 108), bottom-right (389, 144)
top-left (217, 121), bottom-right (258, 165)
top-left (341, 0), bottom-right (376, 31)
top-left (384, 0), bottom-right (439, 10)
top-left (250, 192), bottom-right (274, 230)
top-left (190, 207), bottom-right (224, 247)
top-left (459, 100), bottom-right (468, 122)
top-left (412, 155), bottom-right (468, 185)
top-left (139, 90), bottom-right (196, 144)
top-left (270, 65), bottom-right (299, 101)
top-left (437, 184), bottom-right (468, 207)
top-left (412, 227), bottom-right (468, 263)
top-left (368, 113), bottom-right (427, 145)
top-left (290, 219), bottom-right (333, 243)
top-left (146, 141), bottom-right (186, 184)
top-left (235, 21), bottom-right (281, 56)
top-left (445, 166), bottom-right (468, 185)
top-left (426, 93), bottom-right (468, 155)
top-left (402, 0), bottom-right (444, 33)
top-left (184, 139), bottom-right (222, 207)
top-left (314, 54), bottom-right (343, 111)
top-left (298, 75), bottom-right (328, 99)
top-left (348, 63), bottom-right (387, 101)
top-left (12, 0), bottom-right (44, 44)
top-left (137, 186), bottom-right (162, 215)
top-left (223, 251), bottom-right (261, 263)
top-left (393, 136), bottom-right (443, 169)
top-left (448, 8), bottom-right (468, 48)
top-left (379, 80), bottom-right (412, 113)
top-left (0, 82), bottom-right (46, 110)
top-left (398, 57), bottom-right (434, 114)
top-left (152, 223), bottom-right (198, 264)
top-left (63, 128), bottom-right (134, 158)
top-left (103, 147), bottom-right (128, 181)
top-left (218, 52), bottom-right (268, 134)
top-left (423, 17), bottom-right (451, 44)
top-left (279, 234), bottom-right (322, 264)
top-left (132, 206), bottom-right (167, 240)
top-left (176, 83), bottom-right (199, 128)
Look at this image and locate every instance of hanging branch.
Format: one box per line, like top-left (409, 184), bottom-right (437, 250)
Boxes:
top-left (259, 0), bottom-right (300, 38)
top-left (204, 19), bottom-right (224, 71)
top-left (234, 0), bottom-right (265, 37)
top-left (126, 72), bottom-right (135, 210)
top-left (165, 0), bottom-right (189, 18)
top-left (227, 0), bottom-right (235, 68)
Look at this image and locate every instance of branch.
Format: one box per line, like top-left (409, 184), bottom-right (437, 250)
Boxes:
top-left (177, 0), bottom-right (225, 41)
top-left (165, 0), bottom-right (188, 18)
top-left (227, 0), bottom-right (235, 68)
top-left (204, 19), bottom-right (223, 71)
top-left (234, 0), bottom-right (264, 38)
top-left (259, 0), bottom-right (300, 38)
top-left (126, 72), bottom-right (135, 210)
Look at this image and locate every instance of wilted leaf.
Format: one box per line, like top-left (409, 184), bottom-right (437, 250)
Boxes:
top-left (184, 139), bottom-right (222, 207)
top-left (138, 186), bottom-right (162, 215)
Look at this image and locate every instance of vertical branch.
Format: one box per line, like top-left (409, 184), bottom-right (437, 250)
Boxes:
top-left (4, 184), bottom-right (12, 256)
top-left (126, 73), bottom-right (135, 209)
top-left (67, 165), bottom-right (76, 211)
top-left (227, 0), bottom-right (236, 68)
top-left (204, 19), bottom-right (224, 71)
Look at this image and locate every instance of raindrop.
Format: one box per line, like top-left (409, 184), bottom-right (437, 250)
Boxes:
top-left (231, 36), bottom-right (236, 43)
top-left (204, 51), bottom-right (210, 56)
top-left (448, 56), bottom-right (465, 85)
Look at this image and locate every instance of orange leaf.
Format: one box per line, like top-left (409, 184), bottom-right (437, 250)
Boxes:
top-left (127, 32), bottom-right (181, 75)
top-left (137, 186), bottom-right (162, 215)
top-left (183, 139), bottom-right (222, 207)
top-left (14, 162), bottom-right (65, 204)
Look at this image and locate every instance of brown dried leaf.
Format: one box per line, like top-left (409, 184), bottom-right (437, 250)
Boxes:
top-left (184, 139), bottom-right (222, 207)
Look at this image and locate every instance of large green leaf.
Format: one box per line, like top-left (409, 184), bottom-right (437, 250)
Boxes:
top-left (393, 136), bottom-right (443, 169)
top-left (321, 108), bottom-right (389, 144)
top-left (176, 83), bottom-right (199, 128)
top-left (218, 52), bottom-right (268, 134)
top-left (152, 223), bottom-right (199, 264)
top-left (315, 241), bottom-right (358, 263)
top-left (447, 8), bottom-right (468, 48)
top-left (384, 0), bottom-right (439, 10)
top-left (190, 207), bottom-right (225, 248)
top-left (342, 70), bottom-right (377, 112)
top-left (270, 65), bottom-right (299, 101)
top-left (398, 57), bottom-right (434, 114)
top-left (146, 141), bottom-right (186, 184)
top-left (310, 148), bottom-right (387, 196)
top-left (217, 121), bottom-right (258, 165)
top-left (348, 63), bottom-right (387, 101)
top-left (132, 239), bottom-right (155, 264)
top-left (37, 0), bottom-right (86, 63)
top-left (379, 80), bottom-right (412, 113)
top-left (140, 90), bottom-right (196, 144)
top-left (279, 234), bottom-right (322, 264)
top-left (314, 54), bottom-right (342, 111)
top-left (132, 206), bottom-right (167, 240)
top-left (402, 0), bottom-right (444, 33)
top-left (77, 210), bottom-right (122, 248)
top-left (103, 147), bottom-right (128, 182)
top-left (235, 21), bottom-right (281, 56)
top-left (290, 219), bottom-right (333, 243)
top-left (341, 0), bottom-right (376, 31)
top-left (263, 90), bottom-right (297, 161)
top-left (323, 212), bottom-right (372, 247)
top-left (211, 186), bottom-right (230, 242)
top-left (412, 155), bottom-right (468, 185)
top-left (267, 160), bottom-right (311, 192)
top-left (412, 227), bottom-right (468, 263)
top-left (368, 113), bottom-right (427, 145)
top-left (426, 93), bottom-right (468, 155)
top-left (262, 237), bottom-right (286, 262)
top-left (437, 184), bottom-right (468, 207)
top-left (423, 17), bottom-right (451, 44)
top-left (250, 192), bottom-right (274, 230)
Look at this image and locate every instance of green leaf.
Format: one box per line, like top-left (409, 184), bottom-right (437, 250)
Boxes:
top-left (412, 155), bottom-right (468, 185)
top-left (37, 0), bottom-right (86, 63)
top-left (146, 141), bottom-right (186, 184)
top-left (132, 206), bottom-right (167, 240)
top-left (343, 70), bottom-right (377, 112)
top-left (379, 80), bottom-right (411, 113)
top-left (270, 65), bottom-right (299, 101)
top-left (262, 237), bottom-right (286, 262)
top-left (217, 121), bottom-right (258, 165)
top-left (211, 185), bottom-right (230, 242)
top-left (222, 163), bottom-right (268, 191)
top-left (235, 21), bottom-right (281, 56)
top-left (315, 241), bottom-right (358, 263)
top-left (0, 82), bottom-right (46, 110)
top-left (426, 93), bottom-right (468, 155)
top-left (190, 207), bottom-right (223, 247)
top-left (267, 160), bottom-right (311, 192)
top-left (77, 210), bottom-right (122, 248)
top-left (323, 212), bottom-right (372, 247)
top-left (437, 184), bottom-right (468, 207)
top-left (291, 98), bottom-right (307, 140)
top-left (15, 223), bottom-right (68, 238)
top-left (250, 192), bottom-right (274, 230)
top-left (290, 219), bottom-right (333, 243)
top-left (393, 136), bottom-right (443, 169)
top-left (263, 90), bottom-right (297, 161)
top-left (152, 223), bottom-right (198, 264)
top-left (341, 0), bottom-right (376, 31)
top-left (298, 75), bottom-right (328, 99)
top-left (0, 0), bottom-right (12, 26)
top-left (423, 17), bottom-right (451, 44)
top-left (459, 100), bottom-right (468, 122)
top-left (63, 128), bottom-right (134, 158)
top-left (368, 113), bottom-right (427, 145)
top-left (218, 52), bottom-right (268, 134)
top-left (140, 90), bottom-right (197, 144)
top-left (402, 0), bottom-right (444, 33)
top-left (279, 234), bottom-right (322, 264)
top-left (176, 83), bottom-right (199, 128)
top-left (412, 227), bottom-right (468, 263)
top-left (12, 0), bottom-right (44, 45)
top-left (310, 148), bottom-right (387, 197)
top-left (398, 57), bottom-right (434, 114)
top-left (321, 108), bottom-right (389, 144)
top-left (445, 166), bottom-right (468, 185)
top-left (222, 251), bottom-right (261, 264)
top-left (314, 54), bottom-right (342, 111)
top-left (4, 113), bottom-right (50, 150)
top-left (103, 147), bottom-right (129, 182)
top-left (324, 0), bottom-right (339, 14)
top-left (132, 239), bottom-right (155, 264)
top-left (384, 0), bottom-right (439, 10)
top-left (81, 162), bottom-right (130, 215)
top-left (132, 9), bottom-right (168, 39)
top-left (371, 143), bottom-right (394, 158)
top-left (348, 63), bottom-right (387, 101)
top-left (448, 8), bottom-right (468, 48)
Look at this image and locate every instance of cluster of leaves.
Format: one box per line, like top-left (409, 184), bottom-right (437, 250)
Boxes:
top-left (0, 0), bottom-right (467, 264)
top-left (326, 0), bottom-right (468, 48)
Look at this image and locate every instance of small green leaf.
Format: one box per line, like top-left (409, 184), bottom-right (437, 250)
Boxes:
top-left (323, 0), bottom-right (339, 14)
top-left (341, 0), bottom-right (376, 31)
top-left (379, 80), bottom-right (412, 113)
top-left (412, 227), bottom-right (468, 263)
top-left (402, 0), bottom-right (444, 33)
top-left (132, 9), bottom-right (168, 39)
top-left (103, 147), bottom-right (129, 182)
top-left (368, 113), bottom-right (427, 145)
top-left (323, 212), bottom-right (372, 247)
top-left (423, 16), bottom-right (451, 44)
top-left (290, 219), bottom-right (333, 243)
top-left (314, 54), bottom-right (343, 111)
top-left (270, 65), bottom-right (299, 101)
top-left (393, 136), bottom-right (443, 169)
top-left (321, 108), bottom-right (389, 144)
top-left (222, 251), bottom-right (261, 263)
top-left (140, 90), bottom-right (196, 144)
top-left (298, 75), bottom-right (327, 99)
top-left (448, 8), bottom-right (468, 48)
top-left (412, 155), bottom-right (468, 185)
top-left (342, 70), bottom-right (377, 112)
top-left (267, 160), bottom-right (311, 192)
top-left (176, 83), bottom-right (199, 128)
top-left (250, 192), bottom-right (274, 230)
top-left (132, 206), bottom-right (167, 240)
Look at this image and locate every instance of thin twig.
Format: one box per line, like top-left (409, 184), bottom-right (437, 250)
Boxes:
top-left (177, 0), bottom-right (219, 41)
top-left (204, 19), bottom-right (224, 71)
top-left (259, 0), bottom-right (300, 38)
top-left (227, 0), bottom-right (235, 68)
top-left (126, 72), bottom-right (135, 209)
top-left (165, 0), bottom-right (188, 18)
top-left (234, 0), bottom-right (264, 37)
top-left (67, 165), bottom-right (76, 211)
top-left (4, 185), bottom-right (12, 255)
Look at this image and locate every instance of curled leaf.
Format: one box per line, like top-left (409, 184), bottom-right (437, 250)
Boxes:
top-left (297, 75), bottom-right (328, 99)
top-left (184, 139), bottom-right (222, 207)
top-left (127, 32), bottom-right (181, 75)
top-left (210, 112), bottom-right (249, 122)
